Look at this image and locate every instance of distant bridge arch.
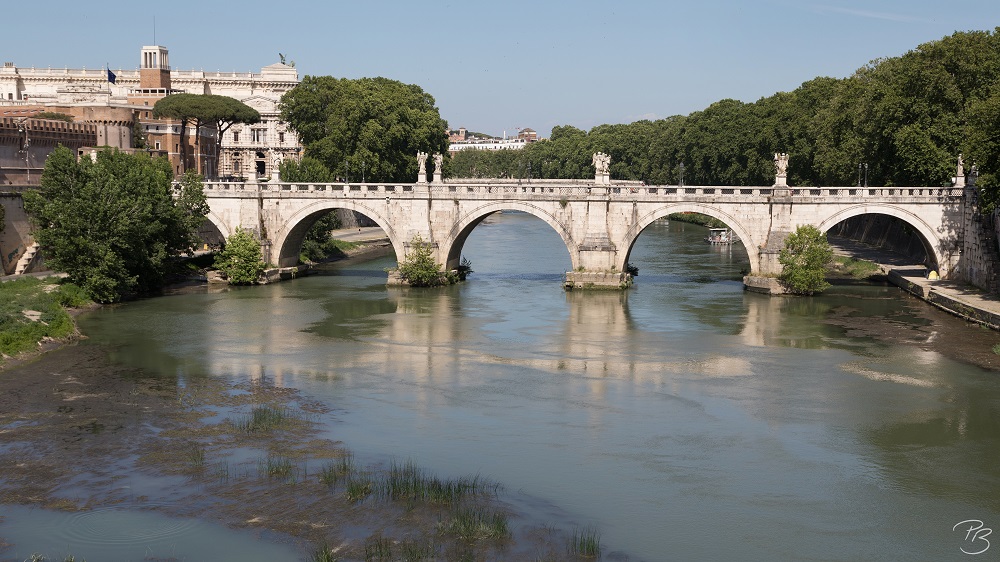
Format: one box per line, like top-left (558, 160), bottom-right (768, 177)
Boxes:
top-left (272, 199), bottom-right (400, 267)
top-left (443, 201), bottom-right (576, 271)
top-left (618, 203), bottom-right (759, 274)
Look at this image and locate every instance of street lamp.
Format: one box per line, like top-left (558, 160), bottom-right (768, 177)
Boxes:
top-left (361, 160), bottom-right (365, 183)
top-left (679, 162), bottom-right (685, 187)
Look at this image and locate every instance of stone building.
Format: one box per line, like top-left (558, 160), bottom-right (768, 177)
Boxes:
top-left (0, 45), bottom-right (301, 180)
top-left (0, 114), bottom-right (97, 185)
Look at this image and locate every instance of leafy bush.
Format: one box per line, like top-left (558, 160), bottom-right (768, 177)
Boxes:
top-left (54, 282), bottom-right (91, 308)
top-left (214, 227), bottom-right (265, 285)
top-left (779, 225), bottom-right (833, 294)
top-left (395, 236), bottom-right (451, 287)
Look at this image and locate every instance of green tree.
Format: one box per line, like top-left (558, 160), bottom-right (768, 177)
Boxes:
top-left (779, 225), bottom-right (833, 295)
top-left (23, 147), bottom-right (207, 303)
top-left (279, 76), bottom-right (448, 182)
top-left (214, 227), bottom-right (265, 285)
top-left (153, 93), bottom-right (260, 176)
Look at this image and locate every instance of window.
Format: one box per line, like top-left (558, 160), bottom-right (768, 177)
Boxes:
top-left (278, 132), bottom-right (284, 143)
top-left (233, 132), bottom-right (239, 143)
top-left (6, 93), bottom-right (11, 100)
top-left (155, 141), bottom-right (161, 150)
top-left (251, 129), bottom-right (265, 143)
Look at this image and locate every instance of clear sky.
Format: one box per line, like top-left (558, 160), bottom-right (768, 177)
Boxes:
top-left (4, 1), bottom-right (999, 137)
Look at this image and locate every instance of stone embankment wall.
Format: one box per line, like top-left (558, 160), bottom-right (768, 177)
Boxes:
top-left (958, 187), bottom-right (1000, 294)
top-left (0, 192), bottom-right (32, 275)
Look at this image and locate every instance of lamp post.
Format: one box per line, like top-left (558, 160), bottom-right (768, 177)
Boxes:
top-left (361, 160), bottom-right (365, 184)
top-left (679, 162), bottom-right (685, 187)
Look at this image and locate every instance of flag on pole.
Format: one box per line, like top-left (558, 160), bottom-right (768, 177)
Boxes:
top-left (106, 65), bottom-right (116, 84)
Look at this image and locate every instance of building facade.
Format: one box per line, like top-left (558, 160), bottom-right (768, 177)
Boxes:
top-left (0, 45), bottom-right (301, 179)
top-left (447, 127), bottom-right (539, 155)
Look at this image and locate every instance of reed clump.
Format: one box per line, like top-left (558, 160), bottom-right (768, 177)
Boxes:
top-left (568, 526), bottom-right (602, 558)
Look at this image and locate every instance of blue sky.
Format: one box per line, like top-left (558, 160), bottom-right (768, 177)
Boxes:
top-left (4, 1), bottom-right (999, 136)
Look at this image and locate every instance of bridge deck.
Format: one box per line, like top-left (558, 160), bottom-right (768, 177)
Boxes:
top-left (198, 181), bottom-right (963, 201)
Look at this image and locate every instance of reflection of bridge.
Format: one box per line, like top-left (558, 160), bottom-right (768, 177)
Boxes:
top-left (200, 177), bottom-right (967, 290)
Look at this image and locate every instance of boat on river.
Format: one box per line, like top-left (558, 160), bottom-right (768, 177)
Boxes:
top-left (705, 227), bottom-right (739, 245)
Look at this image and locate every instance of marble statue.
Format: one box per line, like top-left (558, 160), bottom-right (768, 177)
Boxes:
top-left (417, 151), bottom-right (427, 176)
top-left (774, 153), bottom-right (788, 177)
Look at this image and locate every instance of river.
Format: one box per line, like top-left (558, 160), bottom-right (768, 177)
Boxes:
top-left (4, 211), bottom-right (1000, 560)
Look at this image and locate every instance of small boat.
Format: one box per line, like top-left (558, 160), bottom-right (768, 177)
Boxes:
top-left (705, 227), bottom-right (738, 245)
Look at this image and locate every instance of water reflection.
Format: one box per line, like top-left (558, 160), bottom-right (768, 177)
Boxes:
top-left (60, 212), bottom-right (1000, 561)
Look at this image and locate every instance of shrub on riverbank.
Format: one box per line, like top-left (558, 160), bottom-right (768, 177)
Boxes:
top-left (0, 277), bottom-right (90, 361)
top-left (214, 227), bottom-right (266, 284)
top-left (780, 225), bottom-right (834, 294)
top-left (393, 235), bottom-right (465, 287)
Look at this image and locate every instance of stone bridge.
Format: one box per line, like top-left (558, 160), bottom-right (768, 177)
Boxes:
top-left (199, 171), bottom-right (969, 291)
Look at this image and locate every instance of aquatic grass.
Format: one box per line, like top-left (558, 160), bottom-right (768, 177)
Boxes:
top-left (311, 543), bottom-right (339, 562)
top-left (364, 534), bottom-right (393, 561)
top-left (257, 454), bottom-right (299, 482)
top-left (373, 459), bottom-right (499, 504)
top-left (398, 539), bottom-right (435, 560)
top-left (345, 477), bottom-right (373, 502)
top-left (318, 452), bottom-right (356, 487)
top-left (568, 526), bottom-right (602, 558)
top-left (213, 459), bottom-right (230, 482)
top-left (186, 445), bottom-right (206, 468)
top-left (231, 405), bottom-right (295, 434)
top-left (440, 506), bottom-right (510, 541)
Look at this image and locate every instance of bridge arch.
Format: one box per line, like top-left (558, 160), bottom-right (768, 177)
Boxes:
top-left (816, 204), bottom-right (942, 271)
top-left (204, 211), bottom-right (230, 240)
top-left (272, 201), bottom-right (402, 268)
top-left (443, 202), bottom-right (576, 270)
top-left (618, 203), bottom-right (759, 273)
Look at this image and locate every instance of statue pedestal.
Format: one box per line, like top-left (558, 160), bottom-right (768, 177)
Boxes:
top-left (774, 175), bottom-right (787, 187)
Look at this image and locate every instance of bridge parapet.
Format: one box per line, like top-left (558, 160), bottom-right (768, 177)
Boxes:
top-left (198, 181), bottom-right (963, 202)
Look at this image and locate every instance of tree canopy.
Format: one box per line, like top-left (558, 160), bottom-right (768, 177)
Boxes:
top-left (279, 76), bottom-right (448, 183)
top-left (23, 147), bottom-right (208, 302)
top-left (153, 93), bottom-right (260, 175)
top-left (450, 28), bottom-right (1000, 204)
